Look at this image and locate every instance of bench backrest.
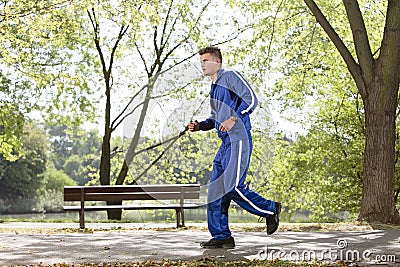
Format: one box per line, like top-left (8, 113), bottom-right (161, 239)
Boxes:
top-left (64, 184), bottom-right (201, 202)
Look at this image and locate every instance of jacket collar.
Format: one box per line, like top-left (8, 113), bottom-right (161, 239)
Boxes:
top-left (212, 68), bottom-right (225, 84)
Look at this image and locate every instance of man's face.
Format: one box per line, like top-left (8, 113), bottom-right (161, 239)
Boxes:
top-left (200, 53), bottom-right (221, 78)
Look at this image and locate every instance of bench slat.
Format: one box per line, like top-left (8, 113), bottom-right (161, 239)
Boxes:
top-left (63, 203), bottom-right (204, 211)
top-left (64, 184), bottom-right (200, 194)
top-left (64, 185), bottom-right (200, 202)
top-left (64, 192), bottom-right (200, 202)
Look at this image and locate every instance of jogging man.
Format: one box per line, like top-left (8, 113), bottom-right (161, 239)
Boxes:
top-left (188, 46), bottom-right (281, 249)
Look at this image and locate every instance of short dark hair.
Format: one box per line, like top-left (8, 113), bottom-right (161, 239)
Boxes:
top-left (199, 46), bottom-right (222, 63)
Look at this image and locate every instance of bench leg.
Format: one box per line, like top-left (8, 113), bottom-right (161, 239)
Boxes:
top-left (181, 208), bottom-right (185, 227)
top-left (79, 208), bottom-right (85, 229)
top-left (176, 208), bottom-right (185, 228)
top-left (176, 208), bottom-right (180, 228)
top-left (79, 187), bottom-right (85, 229)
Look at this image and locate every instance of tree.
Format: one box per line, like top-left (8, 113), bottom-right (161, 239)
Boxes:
top-left (0, 102), bottom-right (24, 161)
top-left (42, 167), bottom-right (77, 191)
top-left (303, 0), bottom-right (400, 224)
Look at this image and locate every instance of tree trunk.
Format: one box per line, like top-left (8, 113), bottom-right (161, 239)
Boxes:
top-left (100, 127), bottom-right (122, 220)
top-left (99, 128), bottom-right (111, 186)
top-left (116, 80), bottom-right (155, 185)
top-left (98, 82), bottom-right (122, 220)
top-left (116, 160), bottom-right (129, 185)
top-left (358, 67), bottom-right (400, 224)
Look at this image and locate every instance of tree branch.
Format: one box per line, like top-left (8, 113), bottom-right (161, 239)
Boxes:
top-left (135, 42), bottom-right (150, 75)
top-left (159, 0), bottom-right (175, 52)
top-left (266, 0), bottom-right (285, 64)
top-left (151, 26), bottom-right (160, 75)
top-left (111, 84), bottom-right (147, 129)
top-left (160, 0), bottom-right (211, 66)
top-left (135, 127), bottom-right (188, 156)
top-left (303, 0), bottom-right (366, 99)
top-left (108, 24), bottom-right (130, 78)
top-left (111, 100), bottom-right (143, 132)
top-left (111, 81), bottom-right (191, 132)
top-left (377, 0), bottom-right (400, 85)
top-left (343, 0), bottom-right (374, 87)
top-left (132, 127), bottom-right (188, 183)
top-left (87, 8), bottom-right (108, 81)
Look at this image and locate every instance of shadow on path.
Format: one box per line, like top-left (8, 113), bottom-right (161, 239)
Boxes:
top-left (0, 226), bottom-right (399, 266)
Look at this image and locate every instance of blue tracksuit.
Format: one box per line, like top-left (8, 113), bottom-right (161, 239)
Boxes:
top-left (199, 68), bottom-right (277, 240)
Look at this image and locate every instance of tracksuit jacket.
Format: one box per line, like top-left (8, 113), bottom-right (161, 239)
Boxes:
top-left (199, 68), bottom-right (277, 240)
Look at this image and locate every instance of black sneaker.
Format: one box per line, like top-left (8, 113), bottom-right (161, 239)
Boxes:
top-left (200, 236), bottom-right (235, 249)
top-left (266, 202), bottom-right (281, 235)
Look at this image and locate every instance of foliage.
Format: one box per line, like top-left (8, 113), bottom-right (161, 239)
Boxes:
top-left (0, 0), bottom-right (97, 160)
top-left (46, 125), bottom-right (102, 185)
top-left (261, 60), bottom-right (366, 221)
top-left (0, 72), bottom-right (29, 161)
top-left (235, 0), bottom-right (399, 222)
top-left (86, 0), bottom-right (257, 191)
top-left (41, 167), bottom-right (77, 191)
top-left (0, 122), bottom-right (48, 212)
top-left (265, 130), bottom-right (362, 222)
top-left (1, 0), bottom-right (399, 223)
top-left (37, 167), bottom-right (77, 212)
top-left (0, 122), bottom-right (47, 199)
top-left (46, 124), bottom-right (75, 170)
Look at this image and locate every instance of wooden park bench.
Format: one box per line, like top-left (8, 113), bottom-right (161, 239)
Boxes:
top-left (63, 184), bottom-right (203, 229)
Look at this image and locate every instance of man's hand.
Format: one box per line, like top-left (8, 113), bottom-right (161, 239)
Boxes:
top-left (219, 117), bottom-right (236, 132)
top-left (188, 120), bottom-right (200, 132)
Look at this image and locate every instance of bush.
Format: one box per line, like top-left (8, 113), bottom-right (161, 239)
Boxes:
top-left (0, 199), bottom-right (11, 213)
top-left (0, 168), bottom-right (78, 214)
top-left (37, 168), bottom-right (77, 212)
top-left (42, 167), bottom-right (77, 191)
top-left (35, 189), bottom-right (65, 212)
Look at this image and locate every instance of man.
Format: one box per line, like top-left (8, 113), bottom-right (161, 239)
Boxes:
top-left (188, 46), bottom-right (281, 249)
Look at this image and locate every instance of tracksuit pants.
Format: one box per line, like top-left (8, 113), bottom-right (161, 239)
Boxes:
top-left (207, 138), bottom-right (276, 240)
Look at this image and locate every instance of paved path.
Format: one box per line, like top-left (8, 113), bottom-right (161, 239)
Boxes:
top-left (0, 222), bottom-right (399, 266)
